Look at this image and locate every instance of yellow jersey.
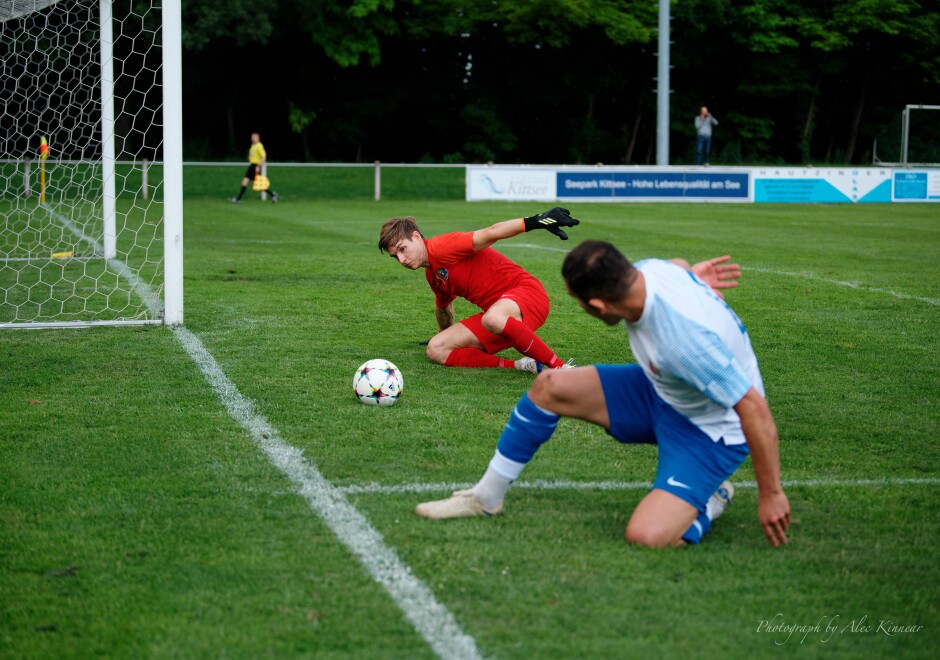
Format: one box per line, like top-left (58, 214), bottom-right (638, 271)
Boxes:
top-left (248, 142), bottom-right (267, 165)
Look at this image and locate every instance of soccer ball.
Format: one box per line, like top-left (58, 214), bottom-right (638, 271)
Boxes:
top-left (353, 359), bottom-right (403, 406)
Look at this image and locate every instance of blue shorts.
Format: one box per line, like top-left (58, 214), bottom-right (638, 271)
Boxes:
top-left (596, 364), bottom-right (749, 513)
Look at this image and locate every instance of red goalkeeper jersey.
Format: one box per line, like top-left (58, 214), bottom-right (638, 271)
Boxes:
top-left (424, 232), bottom-right (541, 310)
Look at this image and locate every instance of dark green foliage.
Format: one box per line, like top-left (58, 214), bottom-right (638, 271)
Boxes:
top-left (178, 0), bottom-right (940, 165)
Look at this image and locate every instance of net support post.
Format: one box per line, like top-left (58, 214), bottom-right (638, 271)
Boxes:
top-left (99, 0), bottom-right (117, 259)
top-left (162, 0), bottom-right (184, 325)
top-left (901, 106), bottom-right (910, 167)
top-left (141, 159), bottom-right (148, 200)
top-left (23, 159), bottom-right (32, 198)
top-left (260, 162), bottom-right (267, 201)
top-left (374, 160), bottom-right (381, 201)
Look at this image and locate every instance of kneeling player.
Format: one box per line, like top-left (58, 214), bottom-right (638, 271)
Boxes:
top-left (378, 208), bottom-right (579, 372)
top-left (416, 241), bottom-right (790, 548)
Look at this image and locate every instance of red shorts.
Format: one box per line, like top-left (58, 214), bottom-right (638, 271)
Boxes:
top-left (460, 283), bottom-right (550, 354)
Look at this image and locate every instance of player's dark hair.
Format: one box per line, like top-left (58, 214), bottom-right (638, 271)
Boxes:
top-left (378, 216), bottom-right (423, 254)
top-left (562, 240), bottom-right (636, 303)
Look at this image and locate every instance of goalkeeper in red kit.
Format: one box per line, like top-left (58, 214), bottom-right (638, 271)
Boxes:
top-left (378, 208), bottom-right (579, 372)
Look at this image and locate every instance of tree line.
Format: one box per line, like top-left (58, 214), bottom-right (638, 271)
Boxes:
top-left (181, 0), bottom-right (940, 165)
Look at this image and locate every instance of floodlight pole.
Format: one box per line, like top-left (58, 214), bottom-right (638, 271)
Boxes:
top-left (655, 0), bottom-right (671, 166)
top-left (162, 0), bottom-right (184, 324)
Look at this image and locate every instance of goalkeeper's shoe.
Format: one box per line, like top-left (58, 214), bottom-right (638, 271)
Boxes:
top-left (415, 489), bottom-right (502, 520)
top-left (514, 357), bottom-right (543, 374)
top-left (228, 197), bottom-right (240, 204)
top-left (269, 191), bottom-right (278, 204)
top-left (515, 357), bottom-right (576, 373)
top-left (705, 480), bottom-right (735, 522)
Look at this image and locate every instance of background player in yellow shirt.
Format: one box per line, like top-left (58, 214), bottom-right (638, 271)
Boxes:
top-left (229, 132), bottom-right (279, 204)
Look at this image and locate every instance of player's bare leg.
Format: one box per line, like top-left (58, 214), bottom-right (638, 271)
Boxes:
top-left (626, 481), bottom-right (736, 547)
top-left (426, 323), bottom-right (515, 368)
top-left (417, 367), bottom-right (610, 519)
top-left (480, 298), bottom-right (523, 334)
top-left (527, 367), bottom-right (609, 424)
top-left (425, 323), bottom-right (483, 364)
top-left (625, 490), bottom-right (700, 547)
top-left (482, 298), bottom-right (568, 371)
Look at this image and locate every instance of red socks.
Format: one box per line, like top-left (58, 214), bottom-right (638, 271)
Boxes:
top-left (501, 317), bottom-right (563, 368)
top-left (445, 348), bottom-right (515, 369)
top-left (440, 318), bottom-right (561, 369)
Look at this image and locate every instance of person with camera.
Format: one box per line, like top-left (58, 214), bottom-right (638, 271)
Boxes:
top-left (694, 106), bottom-right (719, 166)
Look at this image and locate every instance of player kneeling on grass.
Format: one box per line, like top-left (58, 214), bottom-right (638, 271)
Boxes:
top-left (416, 240), bottom-right (791, 548)
top-left (378, 208), bottom-right (579, 373)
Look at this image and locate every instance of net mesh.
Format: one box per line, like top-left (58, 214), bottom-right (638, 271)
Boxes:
top-left (874, 106), bottom-right (940, 166)
top-left (0, 0), bottom-right (166, 327)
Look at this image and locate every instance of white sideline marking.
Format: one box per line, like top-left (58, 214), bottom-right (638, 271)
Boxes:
top-left (173, 328), bottom-right (481, 660)
top-left (502, 243), bottom-right (570, 254)
top-left (747, 267), bottom-right (940, 306)
top-left (339, 476), bottom-right (940, 495)
top-left (53, 208), bottom-right (482, 660)
top-left (502, 242), bottom-right (939, 306)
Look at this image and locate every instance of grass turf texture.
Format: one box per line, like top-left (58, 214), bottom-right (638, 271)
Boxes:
top-left (1, 173), bottom-right (938, 657)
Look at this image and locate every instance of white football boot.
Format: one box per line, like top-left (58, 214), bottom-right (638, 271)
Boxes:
top-left (415, 489), bottom-right (502, 520)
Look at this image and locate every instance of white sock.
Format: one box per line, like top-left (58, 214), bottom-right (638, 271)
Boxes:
top-left (705, 496), bottom-right (721, 521)
top-left (706, 492), bottom-right (728, 522)
top-left (473, 451), bottom-right (525, 510)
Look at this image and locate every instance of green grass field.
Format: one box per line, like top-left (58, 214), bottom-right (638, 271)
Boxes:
top-left (2, 171), bottom-right (939, 658)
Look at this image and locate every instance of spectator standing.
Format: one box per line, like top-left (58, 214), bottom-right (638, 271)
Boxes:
top-left (695, 107), bottom-right (719, 166)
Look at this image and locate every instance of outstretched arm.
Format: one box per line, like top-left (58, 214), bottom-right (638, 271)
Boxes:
top-left (472, 207), bottom-right (580, 251)
top-left (735, 388), bottom-right (790, 547)
top-left (472, 218), bottom-right (527, 251)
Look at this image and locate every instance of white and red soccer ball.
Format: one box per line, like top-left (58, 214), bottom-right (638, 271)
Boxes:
top-left (353, 359), bottom-right (403, 406)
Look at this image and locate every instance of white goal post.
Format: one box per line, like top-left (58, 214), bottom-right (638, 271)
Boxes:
top-left (873, 104), bottom-right (940, 167)
top-left (0, 0), bottom-right (183, 328)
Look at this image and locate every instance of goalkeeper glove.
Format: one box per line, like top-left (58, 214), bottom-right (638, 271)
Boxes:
top-left (523, 207), bottom-right (580, 240)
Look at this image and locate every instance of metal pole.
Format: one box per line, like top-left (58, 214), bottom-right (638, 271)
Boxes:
top-left (260, 161), bottom-right (267, 201)
top-left (141, 158), bottom-right (148, 199)
top-left (100, 0), bottom-right (117, 258)
top-left (901, 106), bottom-right (911, 166)
top-left (162, 0), bottom-right (184, 325)
top-left (655, 0), bottom-right (670, 166)
top-left (374, 160), bottom-right (381, 201)
top-left (23, 159), bottom-right (31, 198)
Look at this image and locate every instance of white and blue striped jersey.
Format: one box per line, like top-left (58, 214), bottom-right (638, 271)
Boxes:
top-left (626, 259), bottom-right (764, 445)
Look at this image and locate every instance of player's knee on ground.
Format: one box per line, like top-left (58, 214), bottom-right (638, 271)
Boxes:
top-left (624, 520), bottom-right (683, 548)
top-left (425, 336), bottom-right (449, 365)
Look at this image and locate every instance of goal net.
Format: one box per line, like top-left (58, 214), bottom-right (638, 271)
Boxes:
top-left (873, 105), bottom-right (940, 167)
top-left (0, 0), bottom-right (182, 328)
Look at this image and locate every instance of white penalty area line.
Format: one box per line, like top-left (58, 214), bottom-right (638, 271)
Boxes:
top-left (339, 476), bottom-right (940, 496)
top-left (747, 267), bottom-right (940, 307)
top-left (172, 329), bottom-right (481, 660)
top-left (503, 243), bottom-right (940, 307)
top-left (59, 212), bottom-right (482, 660)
